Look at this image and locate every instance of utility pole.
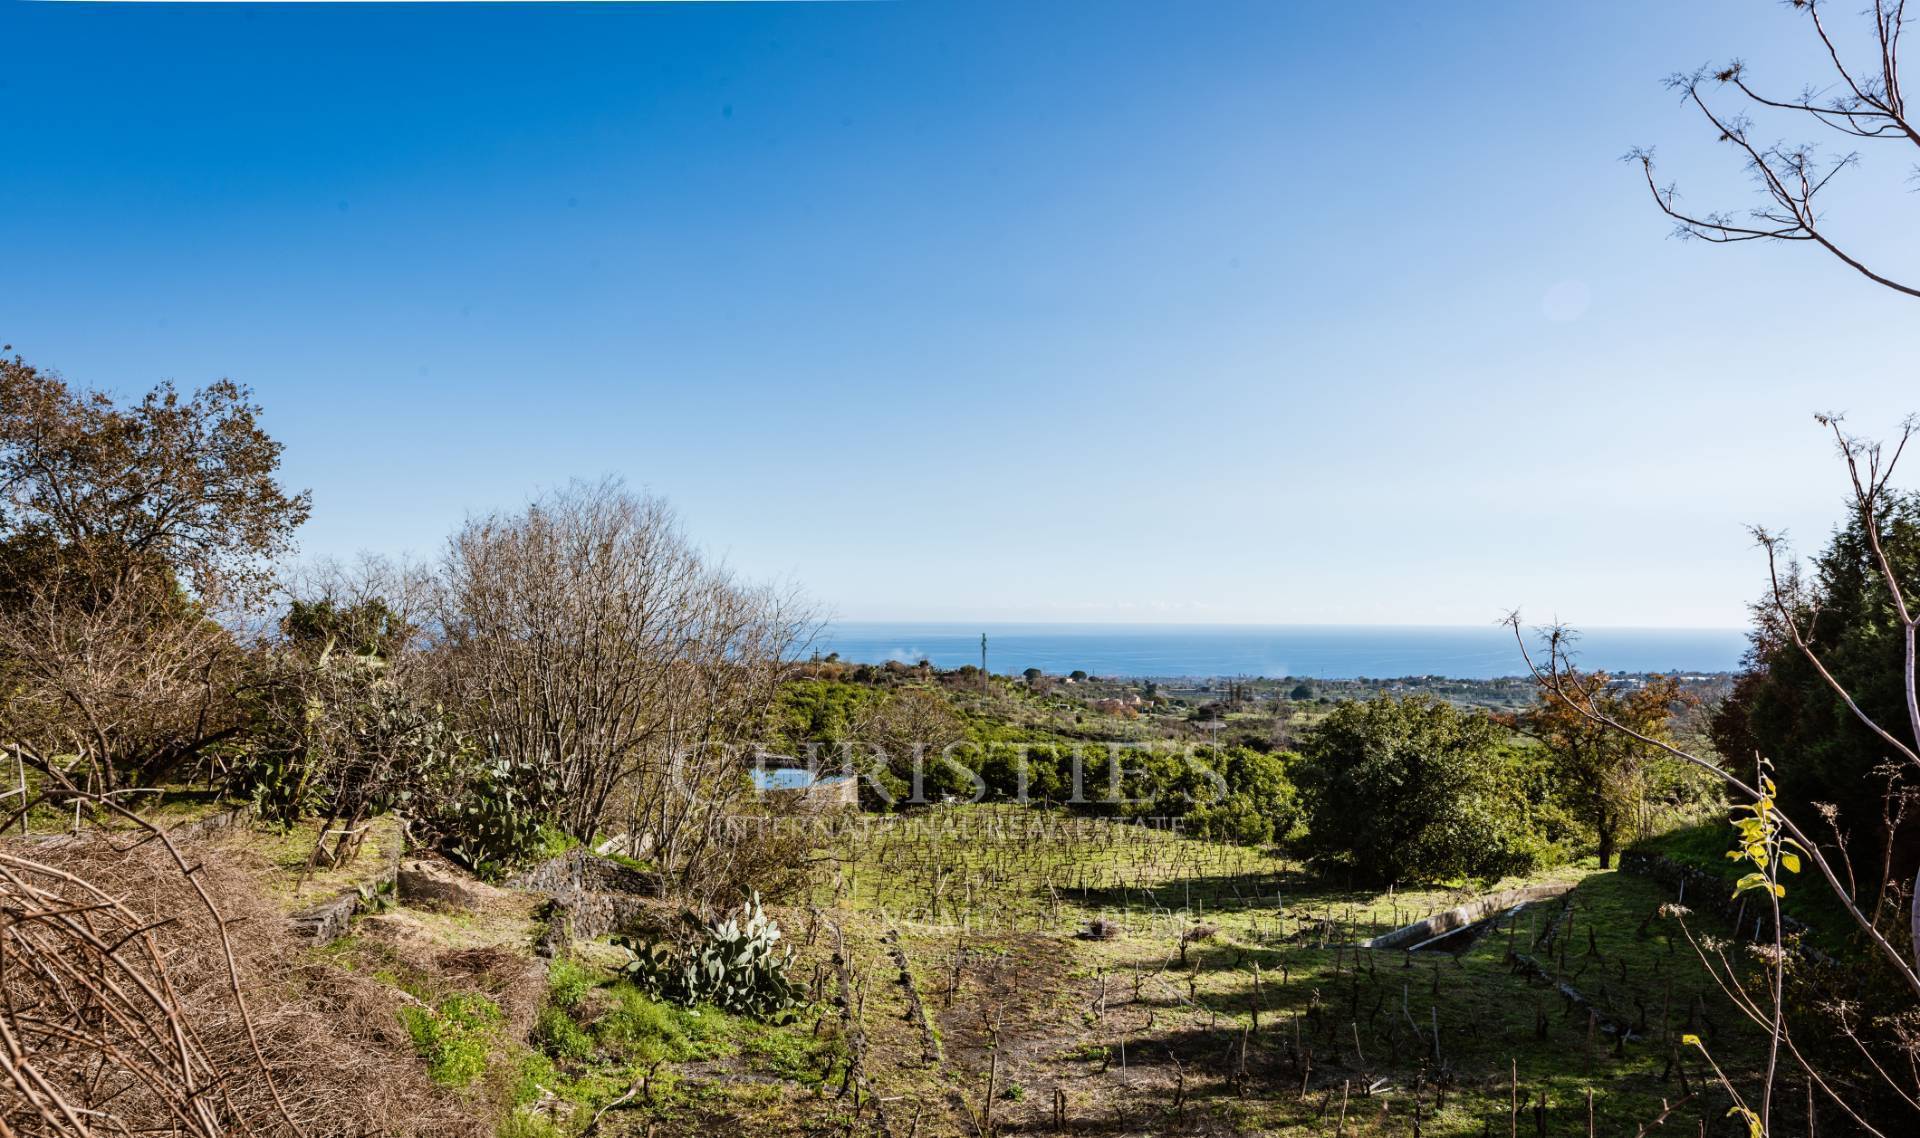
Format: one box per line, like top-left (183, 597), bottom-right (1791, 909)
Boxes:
top-left (981, 633), bottom-right (989, 692)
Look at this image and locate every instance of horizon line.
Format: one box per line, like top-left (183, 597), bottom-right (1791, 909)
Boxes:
top-left (823, 619), bottom-right (1751, 633)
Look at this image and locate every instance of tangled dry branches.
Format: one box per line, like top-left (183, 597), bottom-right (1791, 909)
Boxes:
top-left (0, 832), bottom-right (478, 1138)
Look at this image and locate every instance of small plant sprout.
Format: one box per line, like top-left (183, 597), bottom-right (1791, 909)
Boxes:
top-left (1727, 769), bottom-right (1802, 902)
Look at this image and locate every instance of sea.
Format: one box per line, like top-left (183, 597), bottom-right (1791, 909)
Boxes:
top-left (811, 623), bottom-right (1748, 681)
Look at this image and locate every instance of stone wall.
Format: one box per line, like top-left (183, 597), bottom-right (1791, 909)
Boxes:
top-left (290, 858), bottom-right (402, 946)
top-left (506, 847), bottom-right (665, 898)
top-left (288, 819), bottom-right (405, 946)
top-left (1362, 882), bottom-right (1574, 951)
top-left (508, 848), bottom-right (666, 956)
top-left (1617, 850), bottom-right (1817, 944)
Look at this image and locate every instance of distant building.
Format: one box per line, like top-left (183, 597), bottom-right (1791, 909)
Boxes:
top-left (750, 764), bottom-right (858, 810)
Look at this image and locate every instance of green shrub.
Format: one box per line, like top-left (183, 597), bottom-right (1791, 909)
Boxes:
top-left (614, 893), bottom-right (805, 1022)
top-left (1186, 793), bottom-right (1271, 845)
top-left (429, 751), bottom-right (561, 880)
top-left (1298, 696), bottom-right (1546, 884)
top-left (532, 824), bottom-right (577, 861)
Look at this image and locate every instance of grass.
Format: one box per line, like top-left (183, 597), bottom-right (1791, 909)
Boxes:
top-left (1630, 819), bottom-right (1864, 957)
top-left (234, 812), bottom-right (406, 908)
top-left (494, 940), bottom-right (852, 1138)
top-left (0, 776), bottom-right (242, 836)
top-left (271, 796), bottom-right (1813, 1136)
top-left (399, 992), bottom-right (505, 1088)
top-left (754, 803), bottom-right (1786, 1137)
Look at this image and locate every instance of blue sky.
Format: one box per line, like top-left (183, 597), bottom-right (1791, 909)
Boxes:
top-left (3, 0), bottom-right (1916, 628)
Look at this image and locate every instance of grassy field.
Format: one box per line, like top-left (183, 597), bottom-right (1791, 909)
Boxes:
top-left (445, 805), bottom-right (1775, 1138)
top-left (105, 788), bottom-right (1774, 1138)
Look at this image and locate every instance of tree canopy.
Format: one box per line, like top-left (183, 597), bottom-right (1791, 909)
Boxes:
top-left (1299, 695), bottom-right (1543, 883)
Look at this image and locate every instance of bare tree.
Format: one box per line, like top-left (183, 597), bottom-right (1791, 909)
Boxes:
top-left (0, 555), bottom-right (246, 790)
top-left (1631, 0), bottom-right (1918, 298)
top-left (436, 481), bottom-right (703, 841)
top-left (637, 574), bottom-right (820, 901)
top-left (435, 480), bottom-right (817, 871)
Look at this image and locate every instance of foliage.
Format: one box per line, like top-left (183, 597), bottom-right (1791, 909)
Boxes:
top-left (233, 592), bottom-right (559, 875)
top-left (1520, 668), bottom-right (1698, 867)
top-left (772, 679), bottom-right (887, 754)
top-left (397, 992), bottom-right (502, 1089)
top-left (425, 748), bottom-right (562, 880)
top-left (545, 956), bottom-right (596, 1012)
top-left (852, 687), bottom-right (972, 807)
top-left (1297, 695), bottom-right (1548, 883)
top-left (0, 353), bottom-right (308, 787)
top-left (532, 1006), bottom-right (594, 1062)
top-left (1711, 491), bottom-right (1920, 873)
top-left (235, 633), bottom-right (452, 855)
top-left (0, 353), bottom-right (311, 601)
top-left (1189, 747), bottom-right (1304, 846)
top-left (1729, 768), bottom-right (1800, 900)
top-left (614, 893), bottom-right (805, 1022)
top-left (282, 594), bottom-right (412, 659)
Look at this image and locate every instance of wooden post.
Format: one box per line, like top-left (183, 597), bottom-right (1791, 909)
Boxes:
top-left (1509, 1059), bottom-right (1518, 1138)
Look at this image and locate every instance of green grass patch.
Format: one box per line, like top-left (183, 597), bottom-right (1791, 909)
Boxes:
top-left (591, 982), bottom-right (740, 1066)
top-left (398, 992), bottom-right (503, 1088)
top-left (546, 956), bottom-right (596, 1010)
top-left (737, 1016), bottom-right (843, 1086)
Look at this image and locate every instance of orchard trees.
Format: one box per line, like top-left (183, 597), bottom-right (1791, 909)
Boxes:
top-left (1299, 695), bottom-right (1542, 883)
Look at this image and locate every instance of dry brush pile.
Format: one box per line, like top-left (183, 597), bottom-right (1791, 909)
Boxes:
top-left (0, 831), bottom-right (479, 1138)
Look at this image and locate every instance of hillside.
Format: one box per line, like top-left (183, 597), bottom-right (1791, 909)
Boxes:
top-left (7, 786), bottom-right (1803, 1138)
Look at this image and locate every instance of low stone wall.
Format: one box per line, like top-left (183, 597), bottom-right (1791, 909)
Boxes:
top-left (507, 848), bottom-right (665, 898)
top-left (1618, 851), bottom-right (1818, 945)
top-left (290, 889), bottom-right (367, 945)
top-left (534, 892), bottom-right (664, 957)
top-left (1363, 882), bottom-right (1574, 951)
top-left (288, 825), bottom-right (406, 946)
top-left (509, 848), bottom-right (667, 956)
top-left (168, 803), bottom-right (255, 841)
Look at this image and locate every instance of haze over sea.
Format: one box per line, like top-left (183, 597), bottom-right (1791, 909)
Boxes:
top-left (816, 623), bottom-right (1748, 681)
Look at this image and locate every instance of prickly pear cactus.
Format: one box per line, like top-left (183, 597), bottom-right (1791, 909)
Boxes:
top-left (615, 892), bottom-right (804, 1022)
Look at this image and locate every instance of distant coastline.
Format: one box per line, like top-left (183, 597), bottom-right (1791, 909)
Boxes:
top-left (812, 622), bottom-right (1748, 681)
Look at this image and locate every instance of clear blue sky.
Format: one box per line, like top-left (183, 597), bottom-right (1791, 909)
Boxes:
top-left (3, 1), bottom-right (1916, 628)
